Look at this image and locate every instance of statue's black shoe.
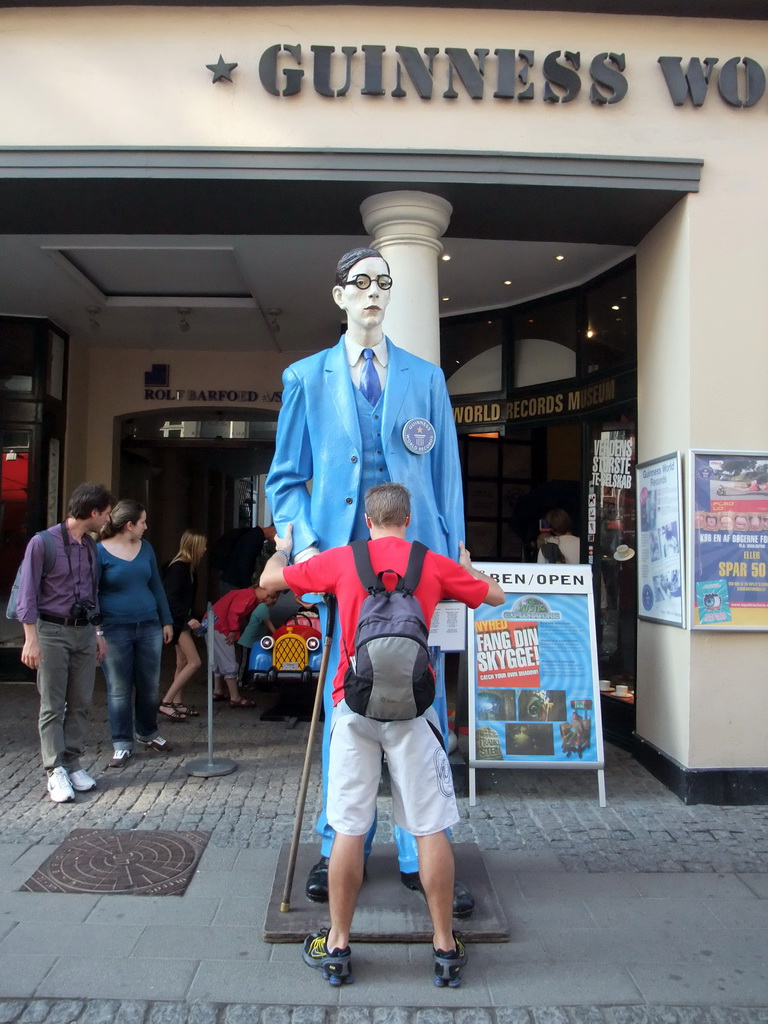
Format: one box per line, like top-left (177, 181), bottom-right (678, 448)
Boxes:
top-left (452, 878), bottom-right (475, 918)
top-left (400, 871), bottom-right (475, 918)
top-left (306, 856), bottom-right (330, 903)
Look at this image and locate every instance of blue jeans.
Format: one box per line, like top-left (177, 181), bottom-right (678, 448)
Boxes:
top-left (101, 621), bottom-right (163, 750)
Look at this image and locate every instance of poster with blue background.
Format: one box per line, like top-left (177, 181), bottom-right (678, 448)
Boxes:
top-left (468, 565), bottom-right (604, 770)
top-left (691, 451), bottom-right (768, 630)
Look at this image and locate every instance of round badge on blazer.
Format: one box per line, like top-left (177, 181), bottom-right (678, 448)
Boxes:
top-left (402, 418), bottom-right (436, 454)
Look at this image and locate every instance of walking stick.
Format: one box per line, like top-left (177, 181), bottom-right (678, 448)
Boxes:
top-left (280, 595), bottom-right (337, 912)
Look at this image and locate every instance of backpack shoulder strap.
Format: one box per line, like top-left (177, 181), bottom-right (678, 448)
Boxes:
top-left (39, 530), bottom-right (57, 577)
top-left (546, 541), bottom-right (566, 563)
top-left (402, 541), bottom-right (428, 594)
top-left (350, 539), bottom-right (380, 592)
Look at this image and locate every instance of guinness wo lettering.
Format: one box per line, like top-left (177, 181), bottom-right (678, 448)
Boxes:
top-left (256, 45), bottom-right (768, 109)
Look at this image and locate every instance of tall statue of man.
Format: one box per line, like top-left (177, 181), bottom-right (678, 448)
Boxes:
top-left (266, 246), bottom-right (472, 915)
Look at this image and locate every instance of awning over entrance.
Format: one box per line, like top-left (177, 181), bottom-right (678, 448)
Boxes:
top-left (0, 148), bottom-right (702, 245)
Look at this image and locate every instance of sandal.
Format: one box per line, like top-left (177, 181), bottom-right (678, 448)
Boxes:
top-left (172, 702), bottom-right (200, 717)
top-left (212, 693), bottom-right (228, 702)
top-left (159, 701), bottom-right (187, 721)
top-left (229, 698), bottom-right (257, 708)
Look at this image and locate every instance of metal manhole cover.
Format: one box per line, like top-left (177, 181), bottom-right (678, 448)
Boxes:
top-left (21, 829), bottom-right (209, 896)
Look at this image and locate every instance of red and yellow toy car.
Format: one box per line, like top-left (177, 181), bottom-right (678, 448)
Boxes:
top-left (244, 614), bottom-right (322, 687)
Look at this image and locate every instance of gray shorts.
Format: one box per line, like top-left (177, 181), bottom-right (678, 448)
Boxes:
top-left (209, 630), bottom-right (238, 678)
top-left (327, 701), bottom-right (459, 837)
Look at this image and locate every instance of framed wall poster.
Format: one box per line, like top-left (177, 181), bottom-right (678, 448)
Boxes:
top-left (467, 563), bottom-right (606, 807)
top-left (690, 450), bottom-right (768, 631)
top-left (636, 452), bottom-right (685, 627)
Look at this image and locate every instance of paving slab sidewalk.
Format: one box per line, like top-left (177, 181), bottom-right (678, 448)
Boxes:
top-left (0, 674), bottom-right (767, 1015)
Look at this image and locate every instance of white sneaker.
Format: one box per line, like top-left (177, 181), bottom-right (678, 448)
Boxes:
top-left (47, 766), bottom-right (75, 803)
top-left (69, 769), bottom-right (97, 792)
top-left (108, 749), bottom-right (133, 768)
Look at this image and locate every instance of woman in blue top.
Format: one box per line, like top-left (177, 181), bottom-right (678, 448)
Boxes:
top-left (97, 499), bottom-right (173, 767)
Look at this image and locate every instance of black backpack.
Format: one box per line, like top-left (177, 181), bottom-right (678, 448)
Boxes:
top-left (343, 539), bottom-right (434, 722)
top-left (6, 530), bottom-right (57, 621)
top-left (539, 541), bottom-right (566, 564)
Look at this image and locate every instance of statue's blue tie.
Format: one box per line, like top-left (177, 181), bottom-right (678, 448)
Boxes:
top-left (360, 348), bottom-right (382, 406)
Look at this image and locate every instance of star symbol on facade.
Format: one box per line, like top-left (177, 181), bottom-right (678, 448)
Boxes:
top-left (206, 55), bottom-right (238, 83)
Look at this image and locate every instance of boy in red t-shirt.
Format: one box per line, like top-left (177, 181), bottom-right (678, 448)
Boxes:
top-left (261, 483), bottom-right (504, 988)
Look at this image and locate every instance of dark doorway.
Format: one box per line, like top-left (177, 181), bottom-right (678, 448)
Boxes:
top-left (117, 409), bottom-right (278, 607)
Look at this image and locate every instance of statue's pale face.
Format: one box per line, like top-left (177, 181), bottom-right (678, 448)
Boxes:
top-left (332, 256), bottom-right (391, 336)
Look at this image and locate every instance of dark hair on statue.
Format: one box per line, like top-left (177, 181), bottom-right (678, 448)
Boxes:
top-left (335, 247), bottom-right (390, 287)
top-left (67, 482), bottom-right (115, 520)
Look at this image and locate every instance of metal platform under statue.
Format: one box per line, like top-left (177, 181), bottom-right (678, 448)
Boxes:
top-left (264, 842), bottom-right (510, 943)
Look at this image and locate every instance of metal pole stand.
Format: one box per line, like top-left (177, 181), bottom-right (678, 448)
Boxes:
top-left (280, 595), bottom-right (336, 912)
top-left (186, 602), bottom-right (237, 778)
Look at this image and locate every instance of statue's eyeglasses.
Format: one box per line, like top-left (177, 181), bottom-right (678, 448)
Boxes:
top-left (343, 274), bottom-right (393, 291)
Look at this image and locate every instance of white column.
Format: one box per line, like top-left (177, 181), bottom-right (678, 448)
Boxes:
top-left (360, 190), bottom-right (453, 367)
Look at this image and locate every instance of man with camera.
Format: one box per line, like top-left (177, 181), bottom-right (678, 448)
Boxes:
top-left (16, 482), bottom-right (114, 803)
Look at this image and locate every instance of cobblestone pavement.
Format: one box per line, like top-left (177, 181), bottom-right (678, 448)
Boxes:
top-left (0, 1002), bottom-right (768, 1024)
top-left (2, 666), bottom-right (768, 1018)
top-left (2, 675), bottom-right (768, 875)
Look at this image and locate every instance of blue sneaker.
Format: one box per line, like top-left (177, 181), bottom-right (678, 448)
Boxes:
top-left (434, 934), bottom-right (467, 988)
top-left (302, 929), bottom-right (354, 986)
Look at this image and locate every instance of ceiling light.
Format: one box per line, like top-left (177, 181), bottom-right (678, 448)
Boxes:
top-left (266, 307), bottom-right (283, 333)
top-left (87, 305), bottom-right (100, 331)
top-left (503, 280), bottom-right (512, 286)
top-left (555, 255), bottom-right (565, 261)
top-left (441, 254), bottom-right (451, 261)
top-left (441, 297), bottom-right (450, 302)
top-left (611, 304), bottom-right (620, 310)
top-left (586, 329), bottom-right (594, 338)
top-left (177, 308), bottom-right (191, 333)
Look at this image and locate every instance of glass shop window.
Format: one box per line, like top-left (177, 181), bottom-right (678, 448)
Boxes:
top-left (587, 418), bottom-right (637, 689)
top-left (442, 315), bottom-right (504, 396)
top-left (583, 267), bottom-right (637, 375)
top-left (1, 431), bottom-right (32, 622)
top-left (512, 299), bottom-right (578, 387)
top-left (0, 323), bottom-right (35, 395)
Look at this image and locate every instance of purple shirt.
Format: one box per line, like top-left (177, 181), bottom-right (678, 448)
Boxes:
top-left (16, 524), bottom-right (99, 623)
